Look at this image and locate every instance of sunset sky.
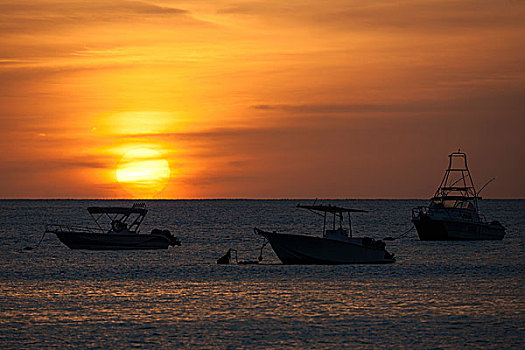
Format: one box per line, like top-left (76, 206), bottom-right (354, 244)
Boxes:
top-left (1, 0), bottom-right (524, 199)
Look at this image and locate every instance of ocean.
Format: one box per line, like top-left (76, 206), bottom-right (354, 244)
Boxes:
top-left (0, 199), bottom-right (523, 348)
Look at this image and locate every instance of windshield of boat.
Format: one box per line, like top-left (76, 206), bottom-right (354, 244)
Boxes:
top-left (431, 199), bottom-right (476, 210)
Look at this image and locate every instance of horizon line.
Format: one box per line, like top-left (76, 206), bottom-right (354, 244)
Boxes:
top-left (0, 197), bottom-right (523, 201)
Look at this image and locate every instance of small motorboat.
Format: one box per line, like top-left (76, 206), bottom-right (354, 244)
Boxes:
top-left (412, 151), bottom-right (505, 240)
top-left (45, 203), bottom-right (181, 250)
top-left (255, 204), bottom-right (395, 264)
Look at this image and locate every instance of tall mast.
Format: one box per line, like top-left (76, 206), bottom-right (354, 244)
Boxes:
top-left (433, 151), bottom-right (479, 210)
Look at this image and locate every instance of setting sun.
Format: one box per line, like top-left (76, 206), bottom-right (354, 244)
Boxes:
top-left (0, 0), bottom-right (523, 199)
top-left (116, 148), bottom-right (170, 198)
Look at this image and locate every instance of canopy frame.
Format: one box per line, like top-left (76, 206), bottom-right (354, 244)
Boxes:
top-left (297, 204), bottom-right (368, 238)
top-left (87, 203), bottom-right (147, 233)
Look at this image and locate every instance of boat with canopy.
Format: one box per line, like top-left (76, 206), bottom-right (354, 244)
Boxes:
top-left (254, 203), bottom-right (395, 264)
top-left (45, 203), bottom-right (181, 250)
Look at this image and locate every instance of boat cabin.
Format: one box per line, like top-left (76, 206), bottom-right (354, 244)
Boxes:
top-left (430, 196), bottom-right (477, 211)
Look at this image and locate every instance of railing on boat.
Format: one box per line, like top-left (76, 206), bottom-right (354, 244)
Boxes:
top-left (45, 224), bottom-right (105, 234)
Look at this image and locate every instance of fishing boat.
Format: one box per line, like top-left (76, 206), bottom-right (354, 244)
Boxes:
top-left (45, 203), bottom-right (181, 250)
top-left (254, 204), bottom-right (395, 264)
top-left (412, 151), bottom-right (505, 240)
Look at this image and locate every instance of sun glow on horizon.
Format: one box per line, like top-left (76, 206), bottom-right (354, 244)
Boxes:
top-left (0, 1), bottom-right (523, 199)
top-left (116, 148), bottom-right (171, 198)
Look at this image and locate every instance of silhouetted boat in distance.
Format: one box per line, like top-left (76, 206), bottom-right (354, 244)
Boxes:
top-left (255, 203), bottom-right (395, 264)
top-left (45, 203), bottom-right (181, 250)
top-left (412, 151), bottom-right (505, 240)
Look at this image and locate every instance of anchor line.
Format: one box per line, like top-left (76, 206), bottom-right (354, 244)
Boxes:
top-left (219, 236), bottom-right (269, 264)
top-left (258, 238), bottom-right (269, 262)
top-left (35, 230), bottom-right (47, 247)
top-left (228, 234), bottom-right (270, 253)
top-left (24, 230), bottom-right (47, 250)
top-left (383, 225), bottom-right (415, 241)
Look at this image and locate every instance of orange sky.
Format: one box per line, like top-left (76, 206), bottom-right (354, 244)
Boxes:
top-left (1, 0), bottom-right (524, 198)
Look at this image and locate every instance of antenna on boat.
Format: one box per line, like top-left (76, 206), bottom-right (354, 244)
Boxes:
top-left (449, 175), bottom-right (466, 187)
top-left (477, 177), bottom-right (496, 196)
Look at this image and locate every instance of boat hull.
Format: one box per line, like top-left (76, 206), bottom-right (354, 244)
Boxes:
top-left (259, 231), bottom-right (395, 264)
top-left (412, 217), bottom-right (505, 241)
top-left (51, 231), bottom-right (172, 250)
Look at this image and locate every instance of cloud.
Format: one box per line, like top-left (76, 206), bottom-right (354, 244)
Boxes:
top-left (251, 87), bottom-right (525, 117)
top-left (252, 103), bottom-right (420, 114)
top-left (218, 1), bottom-right (525, 33)
top-left (0, 1), bottom-right (188, 20)
top-left (0, 1), bottom-right (219, 73)
top-left (0, 1), bottom-right (201, 37)
top-left (4, 155), bottom-right (114, 174)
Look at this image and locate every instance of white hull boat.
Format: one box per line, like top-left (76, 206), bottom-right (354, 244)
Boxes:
top-left (255, 204), bottom-right (395, 264)
top-left (50, 229), bottom-right (178, 250)
top-left (256, 229), bottom-right (394, 264)
top-left (45, 203), bottom-right (181, 250)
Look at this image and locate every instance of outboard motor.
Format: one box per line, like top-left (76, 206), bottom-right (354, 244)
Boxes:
top-left (151, 228), bottom-right (181, 246)
top-left (164, 230), bottom-right (181, 246)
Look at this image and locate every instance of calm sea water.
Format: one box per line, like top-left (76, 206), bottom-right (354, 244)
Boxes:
top-left (0, 199), bottom-right (523, 349)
